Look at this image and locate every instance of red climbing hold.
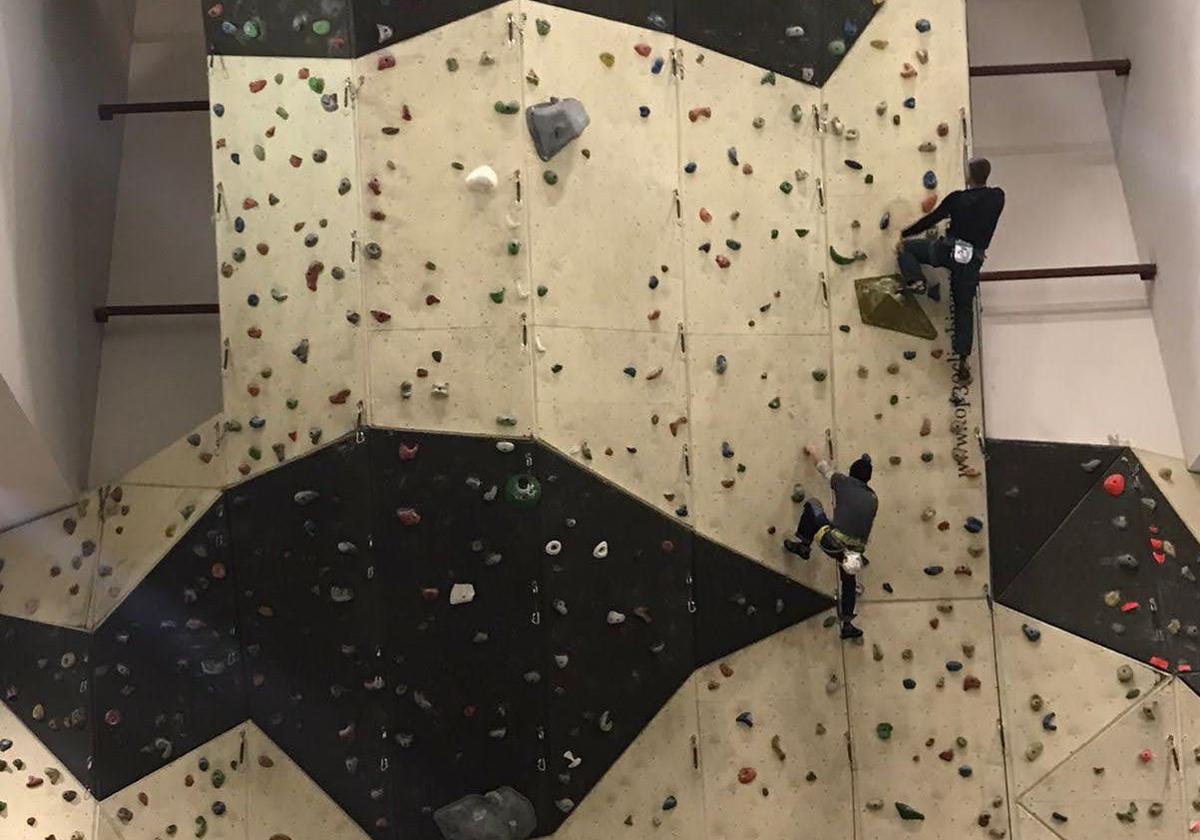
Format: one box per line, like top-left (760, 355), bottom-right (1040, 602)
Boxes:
top-left (298, 68), bottom-right (310, 80)
top-left (249, 79), bottom-right (267, 93)
top-left (1150, 538), bottom-right (1163, 550)
top-left (661, 540), bottom-right (675, 554)
top-left (371, 310), bottom-right (392, 323)
top-left (397, 508), bottom-right (422, 526)
top-left (402, 105), bottom-right (412, 122)
top-left (328, 389), bottom-right (351, 404)
top-left (425, 295), bottom-right (441, 306)
top-left (699, 208), bottom-right (712, 223)
top-left (634, 43), bottom-right (652, 57)
top-left (211, 562), bottom-right (227, 580)
top-left (921, 194), bottom-right (938, 213)
top-left (737, 767), bottom-right (757, 784)
top-left (715, 255), bottom-right (731, 269)
top-left (1139, 749), bottom-right (1153, 763)
top-left (1149, 655), bottom-right (1170, 670)
top-left (247, 326), bottom-right (262, 339)
top-left (207, 4), bottom-right (224, 18)
top-left (243, 197), bottom-right (259, 210)
top-left (289, 155), bottom-right (303, 168)
top-left (1154, 552), bottom-right (1165, 565)
top-left (421, 587), bottom-right (439, 601)
top-left (1103, 473), bottom-right (1125, 496)
top-left (398, 443), bottom-right (419, 461)
top-left (1120, 601), bottom-right (1140, 613)
top-left (368, 178), bottom-right (382, 196)
top-left (378, 54), bottom-right (396, 71)
top-left (306, 261), bottom-right (324, 291)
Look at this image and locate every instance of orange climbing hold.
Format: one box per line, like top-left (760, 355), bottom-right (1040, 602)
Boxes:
top-left (688, 106), bottom-right (712, 122)
top-left (634, 43), bottom-right (652, 57)
top-left (1103, 473), bottom-right (1125, 496)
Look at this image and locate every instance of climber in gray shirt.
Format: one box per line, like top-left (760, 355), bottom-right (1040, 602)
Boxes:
top-left (784, 448), bottom-right (878, 639)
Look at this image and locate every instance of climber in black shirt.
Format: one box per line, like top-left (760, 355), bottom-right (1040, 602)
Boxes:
top-left (896, 158), bottom-right (1006, 384)
top-left (783, 447), bottom-right (877, 640)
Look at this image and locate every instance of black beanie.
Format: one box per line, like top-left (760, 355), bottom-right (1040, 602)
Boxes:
top-left (849, 454), bottom-right (873, 483)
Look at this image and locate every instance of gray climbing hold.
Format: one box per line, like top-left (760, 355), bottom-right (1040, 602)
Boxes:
top-left (433, 787), bottom-right (537, 840)
top-left (1116, 664), bottom-right (1134, 683)
top-left (1117, 554), bottom-right (1139, 570)
top-left (527, 98), bottom-right (590, 162)
top-left (1141, 497), bottom-right (1157, 511)
top-left (1021, 623), bottom-right (1041, 642)
top-left (1112, 515), bottom-right (1128, 530)
top-left (293, 490), bottom-right (320, 506)
top-left (1081, 458), bottom-right (1103, 472)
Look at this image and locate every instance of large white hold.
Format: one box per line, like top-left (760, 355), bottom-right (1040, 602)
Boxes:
top-left (449, 583), bottom-right (476, 605)
top-left (465, 165), bottom-right (499, 192)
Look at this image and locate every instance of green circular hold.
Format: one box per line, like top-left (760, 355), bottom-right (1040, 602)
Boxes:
top-left (543, 170), bottom-right (559, 185)
top-left (828, 39), bottom-right (847, 56)
top-left (779, 181), bottom-right (794, 195)
top-left (242, 20), bottom-right (260, 39)
top-left (248, 446), bottom-right (262, 461)
top-left (274, 73), bottom-right (284, 85)
top-left (812, 368), bottom-right (828, 382)
top-left (537, 285), bottom-right (549, 297)
top-left (312, 19), bottom-right (331, 35)
top-left (286, 398), bottom-right (299, 410)
top-left (505, 473), bottom-right (542, 507)
top-left (308, 77), bottom-right (326, 94)
top-left (211, 769), bottom-right (226, 789)
top-left (876, 722), bottom-right (893, 740)
top-left (507, 240), bottom-right (521, 256)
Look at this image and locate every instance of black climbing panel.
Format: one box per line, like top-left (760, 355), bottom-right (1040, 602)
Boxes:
top-left (0, 616), bottom-right (93, 791)
top-left (201, 0), bottom-right (356, 59)
top-left (91, 499), bottom-right (244, 799)
top-left (1000, 450), bottom-right (1200, 672)
top-left (536, 446), bottom-right (695, 832)
top-left (228, 435), bottom-right (395, 838)
top-left (692, 539), bottom-right (834, 667)
top-left (369, 430), bottom-right (548, 838)
top-left (355, 0), bottom-right (510, 56)
top-left (986, 439), bottom-right (1124, 598)
top-left (537, 0), bottom-right (674, 34)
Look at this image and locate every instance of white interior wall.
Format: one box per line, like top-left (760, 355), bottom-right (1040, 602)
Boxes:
top-left (1081, 0), bottom-right (1200, 470)
top-left (0, 0), bottom-right (138, 524)
top-left (966, 0), bottom-right (1185, 459)
top-left (88, 0), bottom-right (221, 486)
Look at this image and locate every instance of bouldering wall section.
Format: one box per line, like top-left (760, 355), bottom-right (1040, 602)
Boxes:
top-left (0, 495), bottom-right (99, 628)
top-left (209, 56), bottom-right (365, 484)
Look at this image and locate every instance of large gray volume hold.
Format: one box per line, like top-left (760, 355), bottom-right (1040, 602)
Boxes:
top-left (526, 98), bottom-right (590, 161)
top-left (434, 787), bottom-right (538, 840)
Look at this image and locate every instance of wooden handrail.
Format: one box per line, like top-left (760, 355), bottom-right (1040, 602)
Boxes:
top-left (95, 304), bottom-right (220, 323)
top-left (970, 59), bottom-right (1131, 78)
top-left (98, 100), bottom-right (210, 121)
top-left (980, 264), bottom-right (1157, 282)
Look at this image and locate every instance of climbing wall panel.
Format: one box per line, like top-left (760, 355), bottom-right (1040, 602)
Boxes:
top-left (0, 496), bottom-right (98, 628)
top-left (1019, 679), bottom-right (1183, 838)
top-left (367, 325), bottom-right (534, 436)
top-left (354, 4), bottom-right (530, 337)
top-left (678, 45), bottom-right (827, 337)
top-left (523, 4), bottom-right (684, 333)
top-left (88, 485), bottom-right (222, 629)
top-left (121, 413), bottom-right (226, 490)
top-left (553, 676), bottom-right (703, 840)
top-left (534, 326), bottom-right (689, 518)
top-left (98, 724), bottom-right (247, 840)
top-left (209, 56), bottom-right (364, 483)
top-left (994, 606), bottom-right (1164, 799)
top-left (1014, 805), bottom-right (1060, 840)
top-left (1179, 681), bottom-right (1200, 837)
top-left (694, 621), bottom-right (854, 840)
top-left (0, 616), bottom-right (94, 793)
top-left (91, 499), bottom-right (244, 800)
top-left (843, 600), bottom-right (1007, 839)
top-left (686, 333), bottom-right (833, 593)
top-left (1137, 448), bottom-right (1200, 541)
top-left (244, 722), bottom-right (370, 840)
top-left (0, 703), bottom-right (95, 840)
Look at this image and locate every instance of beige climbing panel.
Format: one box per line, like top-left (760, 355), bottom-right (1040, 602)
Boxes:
top-left (1020, 678), bottom-right (1183, 838)
top-left (1135, 448), bottom-right (1200, 541)
top-left (844, 600), bottom-right (1007, 839)
top-left (1178, 681), bottom-right (1200, 837)
top-left (525, 4), bottom-right (684, 333)
top-left (0, 703), bottom-right (95, 840)
top-left (554, 675), bottom-right (702, 840)
top-left (209, 56), bottom-right (365, 484)
top-left (244, 723), bottom-right (369, 840)
top-left (120, 413), bottom-right (226, 490)
top-left (695, 619), bottom-right (854, 839)
top-left (0, 495), bottom-right (99, 628)
top-left (88, 485), bottom-right (221, 629)
top-left (994, 606), bottom-right (1165, 799)
top-left (99, 724), bottom-right (246, 840)
top-left (686, 332), bottom-right (834, 593)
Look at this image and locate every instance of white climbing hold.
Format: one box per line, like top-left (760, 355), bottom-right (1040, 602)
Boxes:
top-left (450, 583), bottom-right (476, 605)
top-left (377, 23), bottom-right (394, 42)
top-left (535, 335), bottom-right (547, 353)
top-left (496, 441), bottom-right (515, 453)
top-left (564, 750), bottom-right (582, 769)
top-left (785, 25), bottom-right (805, 38)
top-left (432, 382), bottom-right (450, 398)
top-left (545, 540), bottom-right (562, 556)
top-left (466, 165), bottom-right (499, 192)
top-left (607, 610), bottom-right (626, 625)
top-left (593, 541), bottom-right (609, 559)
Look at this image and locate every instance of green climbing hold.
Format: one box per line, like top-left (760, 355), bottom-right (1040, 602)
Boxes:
top-left (537, 285), bottom-right (548, 297)
top-left (195, 815), bottom-right (208, 838)
top-left (829, 246), bottom-right (856, 266)
top-left (505, 473), bottom-right (542, 507)
top-left (446, 57), bottom-right (459, 72)
top-left (543, 170), bottom-right (559, 185)
top-left (599, 52), bottom-right (615, 67)
top-left (811, 369), bottom-right (828, 382)
top-left (312, 19), bottom-right (331, 35)
top-left (495, 100), bottom-right (520, 115)
top-left (536, 18), bottom-right (551, 35)
top-left (489, 288), bottom-right (506, 304)
top-left (726, 239), bottom-right (742, 251)
top-left (275, 106), bottom-right (289, 120)
top-left (768, 397), bottom-right (781, 410)
top-left (211, 769), bottom-right (225, 789)
top-left (829, 39), bottom-right (846, 56)
top-left (248, 447), bottom-right (262, 461)
top-left (242, 20), bottom-right (260, 39)
top-left (895, 803), bottom-right (925, 821)
top-left (274, 73), bottom-right (284, 85)
top-left (253, 145), bottom-right (265, 161)
top-left (308, 77), bottom-right (325, 94)
top-left (876, 722), bottom-right (893, 740)
top-left (779, 181), bottom-right (794, 195)
top-left (507, 241), bottom-right (521, 256)
top-left (286, 398), bottom-right (299, 410)
top-left (795, 229), bottom-right (810, 238)
top-left (761, 71), bottom-right (776, 85)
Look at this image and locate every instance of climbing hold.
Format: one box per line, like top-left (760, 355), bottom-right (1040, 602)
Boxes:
top-left (876, 722), bottom-right (894, 740)
top-left (965, 516), bottom-right (984, 533)
top-left (829, 246), bottom-right (857, 266)
top-left (736, 711), bottom-right (754, 728)
top-left (494, 100), bottom-right (520, 115)
top-left (812, 369), bottom-right (828, 382)
top-left (466, 165), bottom-right (499, 192)
top-left (1025, 741), bottom-right (1044, 761)
top-left (1022, 624), bottom-right (1041, 642)
top-left (828, 39), bottom-right (846, 57)
top-left (737, 767), bottom-right (757, 784)
top-left (1104, 473), bottom-right (1125, 496)
top-left (527, 98), bottom-right (590, 161)
top-left (895, 803), bottom-right (925, 821)
top-left (923, 170), bottom-right (938, 189)
top-left (916, 18), bottom-right (932, 32)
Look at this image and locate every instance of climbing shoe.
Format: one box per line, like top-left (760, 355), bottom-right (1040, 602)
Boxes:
top-left (840, 622), bottom-right (864, 640)
top-left (783, 537), bottom-right (811, 560)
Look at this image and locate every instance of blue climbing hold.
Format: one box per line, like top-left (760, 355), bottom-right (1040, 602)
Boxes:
top-left (715, 354), bottom-right (727, 374)
top-left (923, 170), bottom-right (938, 189)
top-left (946, 660), bottom-right (963, 672)
top-left (845, 159), bottom-right (863, 170)
top-left (903, 678), bottom-right (916, 690)
top-left (247, 293), bottom-right (259, 306)
top-left (651, 57), bottom-right (664, 74)
top-left (916, 18), bottom-right (932, 33)
top-left (234, 217), bottom-right (245, 233)
top-left (844, 19), bottom-right (858, 39)
top-left (904, 97), bottom-right (917, 109)
top-left (721, 441), bottom-right (735, 458)
top-left (231, 153), bottom-right (241, 165)
top-left (880, 212), bottom-right (891, 230)
top-left (648, 276), bottom-right (660, 289)
top-left (221, 20), bottom-right (237, 35)
top-left (623, 366), bottom-right (637, 377)
top-left (639, 105), bottom-right (651, 118)
top-left (684, 162), bottom-right (697, 174)
top-left (964, 516), bottom-right (984, 533)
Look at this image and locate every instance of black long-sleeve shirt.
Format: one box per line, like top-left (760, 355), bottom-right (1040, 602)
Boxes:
top-left (901, 186), bottom-right (1006, 250)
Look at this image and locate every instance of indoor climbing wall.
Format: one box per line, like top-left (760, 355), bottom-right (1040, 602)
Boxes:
top-left (209, 54), bottom-right (365, 482)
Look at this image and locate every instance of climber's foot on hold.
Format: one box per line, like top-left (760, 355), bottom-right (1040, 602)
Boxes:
top-left (905, 279), bottom-right (927, 295)
top-left (840, 622), bottom-right (864, 640)
top-left (783, 537), bottom-right (811, 560)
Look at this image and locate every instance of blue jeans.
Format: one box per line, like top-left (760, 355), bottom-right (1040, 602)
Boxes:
top-left (898, 237), bottom-right (982, 358)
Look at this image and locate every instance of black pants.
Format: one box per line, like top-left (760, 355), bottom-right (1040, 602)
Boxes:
top-left (795, 500), bottom-right (857, 622)
top-left (897, 237), bottom-right (982, 358)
